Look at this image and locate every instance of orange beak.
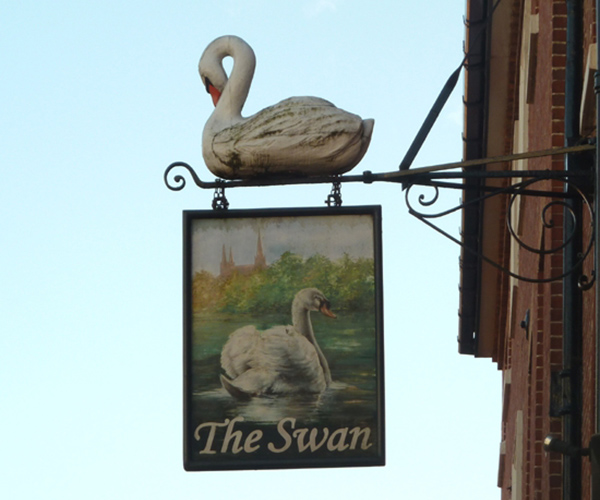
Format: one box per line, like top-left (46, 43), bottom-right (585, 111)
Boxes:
top-left (319, 301), bottom-right (337, 319)
top-left (208, 83), bottom-right (221, 106)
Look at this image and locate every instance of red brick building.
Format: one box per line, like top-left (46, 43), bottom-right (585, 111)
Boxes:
top-left (461, 0), bottom-right (597, 498)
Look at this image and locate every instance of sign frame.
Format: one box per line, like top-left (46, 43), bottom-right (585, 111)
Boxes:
top-left (183, 206), bottom-right (384, 471)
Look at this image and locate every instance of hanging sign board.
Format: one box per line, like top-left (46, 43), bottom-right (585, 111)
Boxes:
top-left (183, 206), bottom-right (384, 471)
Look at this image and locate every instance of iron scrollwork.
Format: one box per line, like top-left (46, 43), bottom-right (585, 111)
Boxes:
top-left (164, 161), bottom-right (208, 191)
top-left (163, 145), bottom-right (596, 286)
top-left (405, 177), bottom-right (595, 286)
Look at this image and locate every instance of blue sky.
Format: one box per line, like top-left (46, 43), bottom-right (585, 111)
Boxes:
top-left (1, 1), bottom-right (502, 498)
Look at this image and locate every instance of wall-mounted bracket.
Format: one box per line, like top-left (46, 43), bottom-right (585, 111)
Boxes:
top-left (164, 143), bottom-right (596, 284)
top-left (405, 172), bottom-right (595, 285)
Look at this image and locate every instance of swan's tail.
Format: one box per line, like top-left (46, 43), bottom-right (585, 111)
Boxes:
top-left (343, 118), bottom-right (374, 172)
top-left (359, 119), bottom-right (374, 157)
top-left (220, 374), bottom-right (252, 400)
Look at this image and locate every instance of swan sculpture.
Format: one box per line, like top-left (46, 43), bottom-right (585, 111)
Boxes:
top-left (199, 35), bottom-right (374, 179)
top-left (219, 288), bottom-right (336, 398)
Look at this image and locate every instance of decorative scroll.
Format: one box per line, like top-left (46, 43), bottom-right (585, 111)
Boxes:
top-left (405, 177), bottom-right (595, 286)
top-left (163, 145), bottom-right (596, 285)
top-left (164, 161), bottom-right (208, 191)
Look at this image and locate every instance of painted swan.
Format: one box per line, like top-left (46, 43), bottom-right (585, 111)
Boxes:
top-left (199, 35), bottom-right (374, 179)
top-left (220, 288), bottom-right (336, 398)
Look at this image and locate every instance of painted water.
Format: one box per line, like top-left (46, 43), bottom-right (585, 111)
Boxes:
top-left (191, 311), bottom-right (380, 421)
top-left (187, 311), bottom-right (383, 464)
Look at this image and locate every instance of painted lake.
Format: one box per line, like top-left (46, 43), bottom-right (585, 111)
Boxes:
top-left (186, 310), bottom-right (384, 466)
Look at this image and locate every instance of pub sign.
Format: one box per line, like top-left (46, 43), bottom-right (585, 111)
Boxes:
top-left (183, 206), bottom-right (384, 470)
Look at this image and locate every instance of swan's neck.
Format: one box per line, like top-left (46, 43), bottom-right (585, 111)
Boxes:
top-left (214, 38), bottom-right (256, 122)
top-left (292, 303), bottom-right (332, 386)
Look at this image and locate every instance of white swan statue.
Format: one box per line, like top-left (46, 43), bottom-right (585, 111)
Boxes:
top-left (219, 288), bottom-right (336, 398)
top-left (199, 35), bottom-right (374, 179)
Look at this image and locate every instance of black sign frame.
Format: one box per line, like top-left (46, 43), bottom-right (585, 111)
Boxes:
top-left (183, 206), bottom-right (384, 471)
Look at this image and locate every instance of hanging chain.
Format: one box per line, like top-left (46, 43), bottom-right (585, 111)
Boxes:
top-left (326, 179), bottom-right (342, 207)
top-left (212, 182), bottom-right (229, 210)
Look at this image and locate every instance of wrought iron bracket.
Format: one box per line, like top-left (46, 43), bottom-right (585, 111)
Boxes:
top-left (405, 174), bottom-right (595, 286)
top-left (164, 143), bottom-right (596, 284)
top-left (164, 144), bottom-right (595, 191)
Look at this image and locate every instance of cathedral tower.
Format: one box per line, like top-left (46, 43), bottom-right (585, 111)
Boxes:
top-left (254, 230), bottom-right (266, 270)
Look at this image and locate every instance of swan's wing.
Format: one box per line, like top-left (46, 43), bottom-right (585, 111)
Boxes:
top-left (221, 325), bottom-right (327, 395)
top-left (220, 325), bottom-right (260, 378)
top-left (211, 97), bottom-right (365, 170)
top-left (258, 326), bottom-right (327, 393)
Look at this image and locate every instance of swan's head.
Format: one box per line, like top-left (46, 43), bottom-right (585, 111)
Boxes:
top-left (295, 288), bottom-right (336, 319)
top-left (198, 35), bottom-right (256, 108)
top-left (198, 40), bottom-right (228, 106)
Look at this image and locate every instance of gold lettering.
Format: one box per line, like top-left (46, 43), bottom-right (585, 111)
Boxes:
top-left (327, 428), bottom-right (350, 451)
top-left (349, 426), bottom-right (373, 450)
top-left (194, 420), bottom-right (230, 455)
top-left (221, 416), bottom-right (245, 453)
top-left (293, 427), bottom-right (330, 452)
top-left (268, 417), bottom-right (295, 453)
top-left (244, 429), bottom-right (263, 453)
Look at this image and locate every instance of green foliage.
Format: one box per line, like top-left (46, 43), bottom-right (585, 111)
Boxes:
top-left (191, 270), bottom-right (220, 311)
top-left (191, 252), bottom-right (375, 315)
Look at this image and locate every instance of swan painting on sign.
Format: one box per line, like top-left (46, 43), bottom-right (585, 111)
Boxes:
top-left (183, 206), bottom-right (384, 471)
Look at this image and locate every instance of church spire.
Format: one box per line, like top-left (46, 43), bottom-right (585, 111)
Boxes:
top-left (220, 244), bottom-right (227, 276)
top-left (255, 229), bottom-right (266, 269)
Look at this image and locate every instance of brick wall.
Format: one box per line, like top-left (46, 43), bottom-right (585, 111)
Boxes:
top-left (581, 3), bottom-right (597, 500)
top-left (498, 0), bottom-right (597, 499)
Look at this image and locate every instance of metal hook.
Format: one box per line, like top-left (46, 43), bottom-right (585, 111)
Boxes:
top-left (326, 179), bottom-right (342, 207)
top-left (212, 182), bottom-right (229, 210)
